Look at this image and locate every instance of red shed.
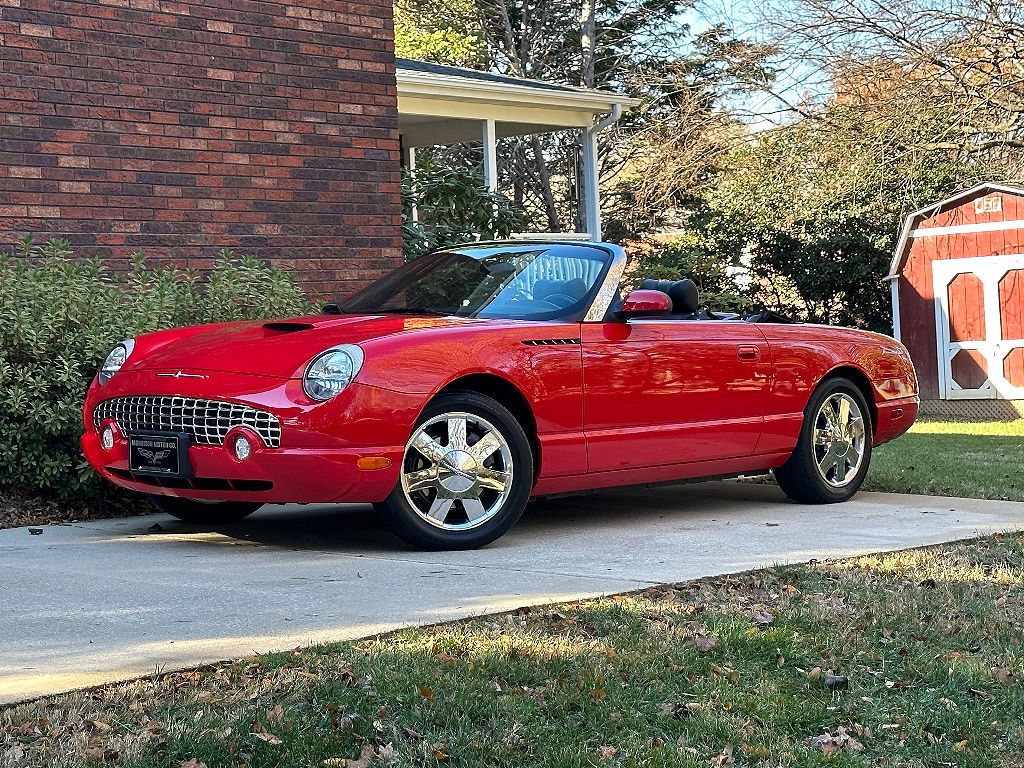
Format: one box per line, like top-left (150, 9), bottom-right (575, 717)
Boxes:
top-left (888, 183), bottom-right (1024, 417)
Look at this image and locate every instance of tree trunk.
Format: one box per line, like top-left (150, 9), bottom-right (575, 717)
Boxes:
top-left (531, 135), bottom-right (561, 232)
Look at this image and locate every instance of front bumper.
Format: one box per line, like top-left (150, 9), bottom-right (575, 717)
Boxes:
top-left (81, 429), bottom-right (403, 503)
top-left (82, 372), bottom-right (422, 504)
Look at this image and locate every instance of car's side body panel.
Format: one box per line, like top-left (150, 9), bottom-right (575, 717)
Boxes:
top-left (579, 320), bottom-right (771, 471)
top-left (755, 324), bottom-right (919, 454)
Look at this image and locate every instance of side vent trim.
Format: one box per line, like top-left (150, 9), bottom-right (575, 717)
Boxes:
top-left (522, 338), bottom-right (582, 346)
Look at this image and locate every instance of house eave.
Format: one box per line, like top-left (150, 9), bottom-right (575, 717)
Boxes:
top-left (396, 69), bottom-right (640, 115)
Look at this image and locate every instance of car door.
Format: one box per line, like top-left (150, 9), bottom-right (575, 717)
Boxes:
top-left (581, 319), bottom-right (771, 473)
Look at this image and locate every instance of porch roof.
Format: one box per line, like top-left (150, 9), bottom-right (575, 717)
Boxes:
top-left (395, 58), bottom-right (639, 147)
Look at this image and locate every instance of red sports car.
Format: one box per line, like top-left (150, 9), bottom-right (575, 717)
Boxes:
top-left (82, 241), bottom-right (919, 549)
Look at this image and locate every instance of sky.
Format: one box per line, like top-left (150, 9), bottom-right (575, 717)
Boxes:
top-left (682, 0), bottom-right (829, 130)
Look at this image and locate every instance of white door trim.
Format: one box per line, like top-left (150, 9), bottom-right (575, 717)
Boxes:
top-left (932, 254), bottom-right (1024, 400)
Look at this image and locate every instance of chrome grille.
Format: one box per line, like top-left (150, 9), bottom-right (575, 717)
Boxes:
top-left (93, 396), bottom-right (281, 448)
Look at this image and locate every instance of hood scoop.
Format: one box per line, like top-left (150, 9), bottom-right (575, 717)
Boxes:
top-left (263, 321), bottom-right (315, 333)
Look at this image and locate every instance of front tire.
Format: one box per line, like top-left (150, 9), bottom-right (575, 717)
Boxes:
top-left (150, 496), bottom-right (262, 524)
top-left (376, 391), bottom-right (533, 550)
top-left (773, 377), bottom-right (873, 504)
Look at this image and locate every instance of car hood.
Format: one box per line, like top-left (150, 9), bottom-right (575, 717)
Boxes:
top-left (130, 314), bottom-right (482, 378)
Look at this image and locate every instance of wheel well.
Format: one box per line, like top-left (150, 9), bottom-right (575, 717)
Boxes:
top-left (823, 366), bottom-right (878, 429)
top-left (436, 374), bottom-right (541, 477)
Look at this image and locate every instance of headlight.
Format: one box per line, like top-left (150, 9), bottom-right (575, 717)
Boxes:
top-left (99, 339), bottom-right (135, 384)
top-left (303, 344), bottom-right (364, 401)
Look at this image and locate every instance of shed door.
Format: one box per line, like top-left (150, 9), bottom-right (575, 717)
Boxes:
top-left (933, 255), bottom-right (1024, 400)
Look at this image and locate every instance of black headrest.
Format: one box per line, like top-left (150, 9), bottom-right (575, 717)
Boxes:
top-left (639, 279), bottom-right (675, 293)
top-left (533, 279), bottom-right (560, 299)
top-left (563, 277), bottom-right (589, 300)
top-left (637, 278), bottom-right (699, 314)
top-left (668, 279), bottom-right (699, 314)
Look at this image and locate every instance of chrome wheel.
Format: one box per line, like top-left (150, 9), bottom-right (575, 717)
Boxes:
top-left (812, 392), bottom-right (866, 487)
top-left (401, 412), bottom-right (514, 531)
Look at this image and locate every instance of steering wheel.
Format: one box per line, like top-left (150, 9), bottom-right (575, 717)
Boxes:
top-left (539, 293), bottom-right (578, 309)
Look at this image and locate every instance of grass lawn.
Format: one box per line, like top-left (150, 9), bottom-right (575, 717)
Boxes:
top-left (865, 419), bottom-right (1024, 501)
top-left (4, 535), bottom-right (1024, 767)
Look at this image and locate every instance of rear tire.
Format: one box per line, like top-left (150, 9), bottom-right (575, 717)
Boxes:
top-left (150, 496), bottom-right (261, 524)
top-left (376, 391), bottom-right (533, 550)
top-left (773, 377), bottom-right (873, 504)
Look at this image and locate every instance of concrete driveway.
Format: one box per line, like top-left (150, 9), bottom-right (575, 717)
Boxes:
top-left (2, 481), bottom-right (1022, 705)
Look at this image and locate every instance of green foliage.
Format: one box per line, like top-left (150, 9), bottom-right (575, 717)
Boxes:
top-left (394, 0), bottom-right (485, 67)
top-left (402, 158), bottom-right (523, 260)
top-left (630, 215), bottom-right (753, 313)
top-left (0, 238), bottom-right (310, 501)
top-left (700, 104), bottom-right (988, 332)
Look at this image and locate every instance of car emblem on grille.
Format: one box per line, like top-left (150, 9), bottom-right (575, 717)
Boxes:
top-left (156, 371), bottom-right (209, 379)
top-left (137, 447), bottom-right (171, 465)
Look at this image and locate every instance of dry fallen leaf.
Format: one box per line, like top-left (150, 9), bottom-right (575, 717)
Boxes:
top-left (253, 724), bottom-right (283, 746)
top-left (692, 634), bottom-right (717, 652)
top-left (418, 686), bottom-right (434, 699)
top-left (598, 745), bottom-right (618, 758)
top-left (806, 727), bottom-right (863, 754)
top-left (710, 745), bottom-right (734, 767)
top-left (377, 743), bottom-right (399, 765)
top-left (321, 745), bottom-right (376, 767)
top-left (181, 761), bottom-right (208, 768)
top-left (824, 673), bottom-right (849, 690)
top-left (993, 665), bottom-right (1016, 685)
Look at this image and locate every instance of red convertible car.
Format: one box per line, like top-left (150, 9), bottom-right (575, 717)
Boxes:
top-left (82, 241), bottom-right (919, 549)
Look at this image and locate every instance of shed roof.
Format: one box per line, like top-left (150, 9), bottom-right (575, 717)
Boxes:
top-left (887, 183), bottom-right (1024, 279)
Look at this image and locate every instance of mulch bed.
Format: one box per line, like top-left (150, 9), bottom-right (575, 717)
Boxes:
top-left (0, 489), bottom-right (155, 531)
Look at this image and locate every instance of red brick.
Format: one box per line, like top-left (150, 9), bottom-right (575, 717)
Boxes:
top-left (3, 0), bottom-right (402, 294)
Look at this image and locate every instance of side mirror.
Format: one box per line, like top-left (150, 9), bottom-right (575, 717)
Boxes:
top-left (616, 289), bottom-right (672, 319)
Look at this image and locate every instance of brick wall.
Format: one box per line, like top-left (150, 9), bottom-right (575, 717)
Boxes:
top-left (0, 0), bottom-right (403, 299)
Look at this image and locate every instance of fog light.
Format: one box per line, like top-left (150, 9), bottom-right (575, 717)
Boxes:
top-left (101, 426), bottom-right (115, 451)
top-left (233, 435), bottom-right (252, 461)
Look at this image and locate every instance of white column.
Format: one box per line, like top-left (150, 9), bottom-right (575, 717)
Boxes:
top-left (405, 145), bottom-right (418, 222)
top-left (581, 126), bottom-right (600, 241)
top-left (482, 119), bottom-right (498, 193)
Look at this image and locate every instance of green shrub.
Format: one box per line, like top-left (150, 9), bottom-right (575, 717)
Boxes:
top-left (0, 238), bottom-right (311, 502)
top-left (402, 158), bottom-right (523, 260)
top-left (631, 235), bottom-right (753, 313)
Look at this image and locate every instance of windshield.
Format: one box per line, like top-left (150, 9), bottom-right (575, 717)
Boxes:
top-left (342, 244), bottom-right (611, 320)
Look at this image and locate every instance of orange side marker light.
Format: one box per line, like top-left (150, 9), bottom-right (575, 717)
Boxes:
top-left (357, 456), bottom-right (392, 470)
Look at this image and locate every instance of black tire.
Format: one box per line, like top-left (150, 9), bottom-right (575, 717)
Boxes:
top-left (773, 376), bottom-right (873, 504)
top-left (376, 391), bottom-right (533, 550)
top-left (150, 496), bottom-right (262, 524)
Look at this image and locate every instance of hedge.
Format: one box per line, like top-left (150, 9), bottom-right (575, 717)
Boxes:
top-left (0, 238), bottom-right (312, 502)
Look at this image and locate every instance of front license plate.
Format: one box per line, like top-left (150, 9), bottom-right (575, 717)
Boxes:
top-left (129, 433), bottom-right (185, 476)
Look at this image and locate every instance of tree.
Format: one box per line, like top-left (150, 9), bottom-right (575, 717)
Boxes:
top-left (753, 0), bottom-right (1024, 173)
top-left (402, 159), bottom-right (523, 260)
top-left (708, 101), bottom-right (986, 331)
top-left (394, 0), bottom-right (486, 67)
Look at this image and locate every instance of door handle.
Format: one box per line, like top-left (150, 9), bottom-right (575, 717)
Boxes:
top-left (737, 345), bottom-right (760, 362)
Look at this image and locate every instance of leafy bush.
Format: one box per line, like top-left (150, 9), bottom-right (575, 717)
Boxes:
top-left (0, 238), bottom-right (311, 501)
top-left (402, 158), bottom-right (523, 260)
top-left (630, 233), bottom-right (753, 314)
